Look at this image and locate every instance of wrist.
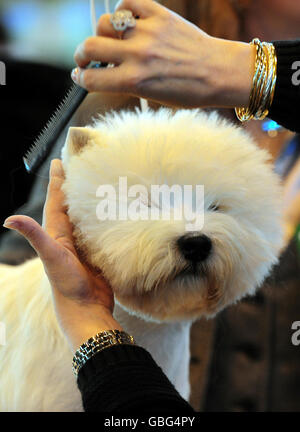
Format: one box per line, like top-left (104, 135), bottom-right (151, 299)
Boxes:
top-left (67, 316), bottom-right (124, 353)
top-left (55, 302), bottom-right (124, 352)
top-left (204, 37), bottom-right (256, 108)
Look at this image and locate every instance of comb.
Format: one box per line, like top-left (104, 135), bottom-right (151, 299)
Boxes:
top-left (23, 61), bottom-right (107, 174)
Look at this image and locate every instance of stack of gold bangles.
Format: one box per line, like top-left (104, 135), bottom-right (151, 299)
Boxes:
top-left (235, 38), bottom-right (277, 122)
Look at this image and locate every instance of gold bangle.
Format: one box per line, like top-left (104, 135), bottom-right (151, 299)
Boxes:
top-left (256, 42), bottom-right (276, 119)
top-left (235, 39), bottom-right (263, 121)
top-left (268, 43), bottom-right (277, 107)
top-left (235, 38), bottom-right (277, 122)
top-left (249, 40), bottom-right (265, 114)
top-left (72, 329), bottom-right (135, 376)
top-left (254, 43), bottom-right (270, 119)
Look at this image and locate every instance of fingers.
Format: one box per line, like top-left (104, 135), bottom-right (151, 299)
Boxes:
top-left (49, 158), bottom-right (65, 187)
top-left (3, 215), bottom-right (57, 263)
top-left (97, 13), bottom-right (138, 40)
top-left (74, 36), bottom-right (126, 68)
top-left (44, 159), bottom-right (66, 221)
top-left (2, 159), bottom-right (74, 261)
top-left (97, 14), bottom-right (119, 39)
top-left (43, 160), bottom-right (75, 249)
top-left (73, 0), bottom-right (167, 90)
top-left (114, 0), bottom-right (158, 18)
top-left (71, 64), bottom-right (136, 93)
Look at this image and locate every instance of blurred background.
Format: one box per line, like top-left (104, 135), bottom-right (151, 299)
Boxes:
top-left (0, 0), bottom-right (299, 412)
top-left (0, 0), bottom-right (118, 67)
top-left (0, 0), bottom-right (117, 68)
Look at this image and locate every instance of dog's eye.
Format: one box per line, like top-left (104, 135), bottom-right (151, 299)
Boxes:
top-left (208, 204), bottom-right (220, 212)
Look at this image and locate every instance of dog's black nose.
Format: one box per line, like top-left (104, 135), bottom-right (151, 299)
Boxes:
top-left (177, 234), bottom-right (212, 263)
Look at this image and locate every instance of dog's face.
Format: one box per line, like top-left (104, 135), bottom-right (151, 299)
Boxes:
top-left (62, 108), bottom-right (283, 322)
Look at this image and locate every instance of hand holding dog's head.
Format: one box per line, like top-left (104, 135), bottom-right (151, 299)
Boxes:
top-left (62, 108), bottom-right (283, 322)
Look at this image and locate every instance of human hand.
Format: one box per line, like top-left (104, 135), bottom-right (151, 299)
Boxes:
top-left (71, 0), bottom-right (255, 108)
top-left (3, 159), bottom-right (123, 352)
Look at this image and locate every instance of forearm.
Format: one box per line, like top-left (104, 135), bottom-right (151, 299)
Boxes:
top-left (77, 344), bottom-right (195, 412)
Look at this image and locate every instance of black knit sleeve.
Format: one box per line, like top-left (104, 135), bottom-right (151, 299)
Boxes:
top-left (76, 344), bottom-right (195, 413)
top-left (268, 39), bottom-right (300, 132)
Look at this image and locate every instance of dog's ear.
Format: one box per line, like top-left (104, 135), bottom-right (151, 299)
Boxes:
top-left (65, 127), bottom-right (100, 156)
top-left (62, 127), bottom-right (106, 165)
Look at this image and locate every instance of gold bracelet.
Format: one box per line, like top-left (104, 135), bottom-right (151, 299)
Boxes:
top-left (72, 329), bottom-right (135, 376)
top-left (256, 42), bottom-right (276, 119)
top-left (235, 38), bottom-right (277, 122)
top-left (248, 39), bottom-right (266, 118)
top-left (266, 42), bottom-right (277, 108)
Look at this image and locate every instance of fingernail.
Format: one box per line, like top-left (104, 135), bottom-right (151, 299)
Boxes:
top-left (3, 218), bottom-right (19, 229)
top-left (71, 67), bottom-right (79, 83)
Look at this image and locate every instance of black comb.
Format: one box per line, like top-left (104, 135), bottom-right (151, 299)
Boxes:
top-left (23, 61), bottom-right (107, 174)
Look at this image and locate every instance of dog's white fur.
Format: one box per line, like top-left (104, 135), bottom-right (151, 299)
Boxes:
top-left (0, 108), bottom-right (283, 411)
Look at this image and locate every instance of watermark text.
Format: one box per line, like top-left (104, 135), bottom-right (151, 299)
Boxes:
top-left (96, 177), bottom-right (204, 231)
top-left (292, 61), bottom-right (300, 86)
top-left (291, 321), bottom-right (300, 346)
top-left (0, 61), bottom-right (6, 85)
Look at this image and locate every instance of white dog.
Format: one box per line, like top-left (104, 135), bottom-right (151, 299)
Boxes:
top-left (0, 108), bottom-right (283, 411)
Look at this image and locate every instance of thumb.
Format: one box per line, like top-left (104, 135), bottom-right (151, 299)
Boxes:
top-left (3, 215), bottom-right (57, 262)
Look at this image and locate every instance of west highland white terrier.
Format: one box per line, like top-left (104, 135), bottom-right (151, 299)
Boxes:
top-left (0, 108), bottom-right (283, 411)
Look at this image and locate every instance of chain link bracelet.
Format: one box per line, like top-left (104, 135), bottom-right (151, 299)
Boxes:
top-left (72, 329), bottom-right (135, 376)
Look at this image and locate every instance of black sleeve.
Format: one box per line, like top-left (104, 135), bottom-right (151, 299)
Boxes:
top-left (268, 39), bottom-right (300, 133)
top-left (77, 344), bottom-right (195, 413)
